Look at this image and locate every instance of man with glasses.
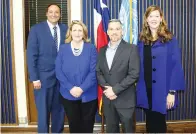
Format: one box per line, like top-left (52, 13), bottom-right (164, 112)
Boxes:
top-left (27, 4), bottom-right (67, 133)
top-left (96, 19), bottom-right (140, 133)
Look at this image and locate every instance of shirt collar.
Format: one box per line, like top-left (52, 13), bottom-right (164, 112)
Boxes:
top-left (108, 39), bottom-right (122, 50)
top-left (47, 20), bottom-right (59, 29)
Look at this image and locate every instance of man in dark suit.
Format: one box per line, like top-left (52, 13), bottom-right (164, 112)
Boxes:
top-left (96, 19), bottom-right (140, 133)
top-left (26, 4), bottom-right (67, 133)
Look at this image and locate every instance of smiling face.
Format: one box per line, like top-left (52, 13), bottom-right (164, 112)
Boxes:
top-left (146, 10), bottom-right (162, 32)
top-left (71, 24), bottom-right (84, 43)
top-left (46, 5), bottom-right (60, 25)
top-left (107, 21), bottom-right (123, 44)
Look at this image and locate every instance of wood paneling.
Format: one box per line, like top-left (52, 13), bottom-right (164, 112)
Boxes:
top-left (1, 122), bottom-right (196, 133)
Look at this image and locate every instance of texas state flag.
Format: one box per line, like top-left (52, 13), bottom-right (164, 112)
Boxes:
top-left (93, 0), bottom-right (110, 114)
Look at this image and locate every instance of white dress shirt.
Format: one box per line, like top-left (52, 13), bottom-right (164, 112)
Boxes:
top-left (47, 20), bottom-right (61, 51)
top-left (106, 40), bottom-right (121, 70)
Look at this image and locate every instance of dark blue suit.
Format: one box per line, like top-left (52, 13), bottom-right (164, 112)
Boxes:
top-left (27, 21), bottom-right (67, 133)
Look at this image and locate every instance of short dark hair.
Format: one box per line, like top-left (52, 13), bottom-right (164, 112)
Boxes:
top-left (109, 19), bottom-right (122, 25)
top-left (46, 4), bottom-right (61, 13)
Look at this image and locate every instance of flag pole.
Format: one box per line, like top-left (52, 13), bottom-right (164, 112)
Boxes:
top-left (101, 105), bottom-right (105, 133)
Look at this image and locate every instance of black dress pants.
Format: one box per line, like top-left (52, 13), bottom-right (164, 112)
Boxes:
top-left (61, 95), bottom-right (97, 133)
top-left (144, 109), bottom-right (167, 133)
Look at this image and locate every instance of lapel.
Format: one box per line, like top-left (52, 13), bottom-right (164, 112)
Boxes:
top-left (152, 38), bottom-right (162, 48)
top-left (44, 21), bottom-right (55, 45)
top-left (103, 46), bottom-right (110, 73)
top-left (109, 40), bottom-right (124, 71)
top-left (138, 41), bottom-right (144, 62)
top-left (59, 24), bottom-right (65, 45)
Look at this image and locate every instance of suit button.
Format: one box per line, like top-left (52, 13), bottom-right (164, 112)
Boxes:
top-left (152, 56), bottom-right (156, 59)
top-left (152, 80), bottom-right (156, 83)
top-left (153, 68), bottom-right (156, 71)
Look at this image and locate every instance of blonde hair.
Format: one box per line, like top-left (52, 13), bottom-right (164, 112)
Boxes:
top-left (65, 20), bottom-right (90, 43)
top-left (140, 5), bottom-right (173, 44)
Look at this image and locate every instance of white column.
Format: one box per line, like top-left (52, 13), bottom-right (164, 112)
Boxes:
top-left (12, 0), bottom-right (28, 125)
top-left (70, 0), bottom-right (82, 21)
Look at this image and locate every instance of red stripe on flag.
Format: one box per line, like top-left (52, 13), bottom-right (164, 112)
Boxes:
top-left (96, 21), bottom-right (108, 114)
top-left (97, 21), bottom-right (108, 52)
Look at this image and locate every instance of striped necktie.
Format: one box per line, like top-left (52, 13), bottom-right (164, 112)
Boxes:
top-left (53, 26), bottom-right (58, 50)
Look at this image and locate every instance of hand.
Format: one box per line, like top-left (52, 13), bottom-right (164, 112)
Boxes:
top-left (33, 81), bottom-right (41, 90)
top-left (75, 87), bottom-right (83, 97)
top-left (109, 95), bottom-right (117, 100)
top-left (167, 93), bottom-right (175, 109)
top-left (70, 87), bottom-right (83, 98)
top-left (103, 86), bottom-right (115, 98)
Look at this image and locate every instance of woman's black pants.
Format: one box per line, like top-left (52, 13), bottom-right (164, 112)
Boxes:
top-left (61, 95), bottom-right (98, 133)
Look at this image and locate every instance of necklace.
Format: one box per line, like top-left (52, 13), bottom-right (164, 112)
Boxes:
top-left (73, 48), bottom-right (81, 56)
top-left (71, 41), bottom-right (84, 56)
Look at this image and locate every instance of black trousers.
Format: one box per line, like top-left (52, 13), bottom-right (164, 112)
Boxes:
top-left (61, 95), bottom-right (97, 133)
top-left (144, 109), bottom-right (167, 133)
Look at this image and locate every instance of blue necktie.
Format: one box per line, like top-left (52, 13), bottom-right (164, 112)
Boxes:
top-left (53, 26), bottom-right (58, 50)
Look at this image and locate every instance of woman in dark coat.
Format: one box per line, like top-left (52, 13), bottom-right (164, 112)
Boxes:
top-left (136, 5), bottom-right (185, 133)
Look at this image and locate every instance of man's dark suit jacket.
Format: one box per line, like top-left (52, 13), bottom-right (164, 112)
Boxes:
top-left (26, 21), bottom-right (67, 133)
top-left (96, 39), bottom-right (140, 108)
top-left (27, 21), bottom-right (67, 88)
